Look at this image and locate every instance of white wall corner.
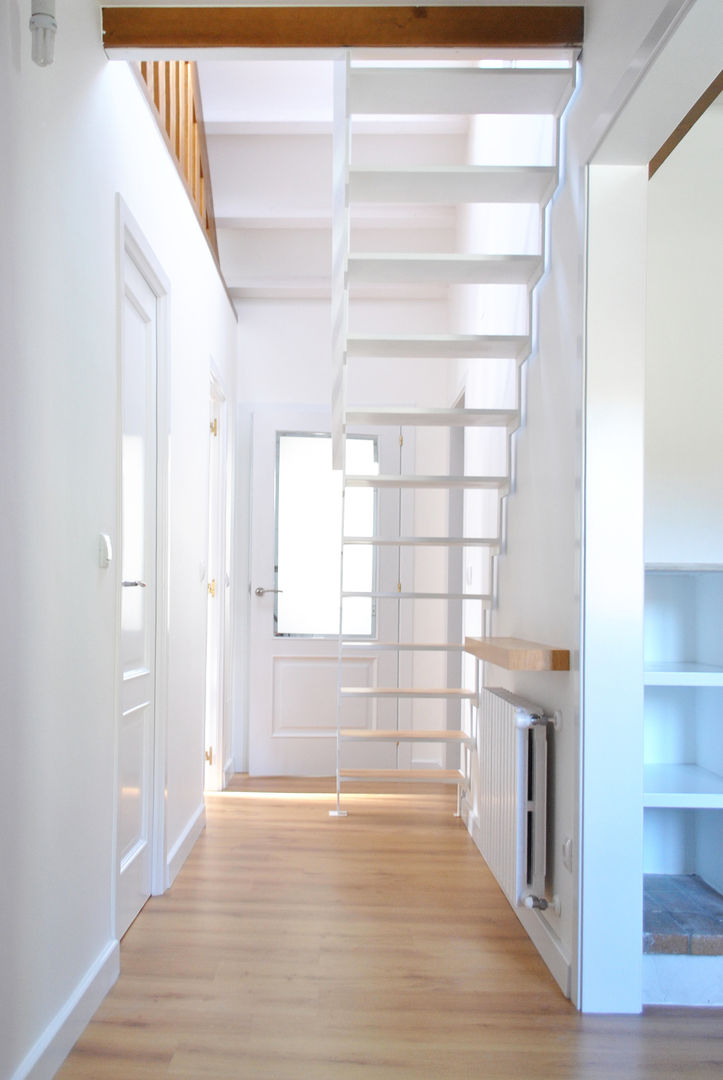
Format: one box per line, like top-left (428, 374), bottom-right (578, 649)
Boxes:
top-left (166, 801), bottom-right (207, 888)
top-left (12, 939), bottom-right (119, 1080)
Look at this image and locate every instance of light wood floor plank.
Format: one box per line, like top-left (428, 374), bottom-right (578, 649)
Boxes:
top-left (58, 778), bottom-right (723, 1079)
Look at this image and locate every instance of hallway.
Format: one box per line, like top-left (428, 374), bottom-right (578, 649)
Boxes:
top-left (58, 781), bottom-right (722, 1079)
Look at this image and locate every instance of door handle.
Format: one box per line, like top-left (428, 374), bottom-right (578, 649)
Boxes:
top-left (254, 586), bottom-right (283, 597)
top-left (122, 580), bottom-right (147, 588)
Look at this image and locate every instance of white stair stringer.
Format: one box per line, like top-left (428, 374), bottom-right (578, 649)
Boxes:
top-left (331, 51), bottom-right (576, 816)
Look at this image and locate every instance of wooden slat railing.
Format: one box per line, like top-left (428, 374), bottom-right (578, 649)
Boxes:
top-left (137, 60), bottom-right (219, 261)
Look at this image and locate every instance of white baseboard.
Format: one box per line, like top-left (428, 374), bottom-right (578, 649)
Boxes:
top-left (463, 803), bottom-right (571, 999)
top-left (12, 939), bottom-right (119, 1080)
top-left (166, 801), bottom-right (206, 887)
top-left (224, 756), bottom-right (235, 789)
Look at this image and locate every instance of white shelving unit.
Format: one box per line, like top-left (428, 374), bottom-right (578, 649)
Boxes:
top-left (644, 567), bottom-right (723, 817)
top-left (642, 566), bottom-right (723, 1002)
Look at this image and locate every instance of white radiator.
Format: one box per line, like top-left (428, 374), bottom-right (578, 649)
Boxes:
top-left (477, 687), bottom-right (550, 909)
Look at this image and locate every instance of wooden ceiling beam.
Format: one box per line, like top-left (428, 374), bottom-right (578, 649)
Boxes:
top-left (102, 6), bottom-right (584, 51)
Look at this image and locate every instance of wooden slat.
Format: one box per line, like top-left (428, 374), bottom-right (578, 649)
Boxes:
top-left (102, 6), bottom-right (584, 50)
top-left (168, 61), bottom-right (178, 158)
top-left (464, 635), bottom-right (570, 671)
top-left (190, 60), bottom-right (218, 255)
top-left (649, 70), bottom-right (723, 179)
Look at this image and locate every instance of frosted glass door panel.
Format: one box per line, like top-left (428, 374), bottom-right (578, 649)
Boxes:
top-left (275, 433), bottom-right (377, 637)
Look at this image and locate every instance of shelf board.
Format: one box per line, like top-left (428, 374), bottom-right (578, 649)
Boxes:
top-left (341, 687), bottom-right (476, 700)
top-left (644, 661), bottom-right (723, 687)
top-left (645, 563), bottom-right (723, 573)
top-left (463, 635), bottom-right (570, 671)
top-left (643, 764), bottom-right (723, 809)
top-left (340, 728), bottom-right (472, 743)
top-left (340, 768), bottom-right (465, 785)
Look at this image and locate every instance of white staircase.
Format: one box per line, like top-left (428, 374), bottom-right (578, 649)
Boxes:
top-left (330, 51), bottom-right (576, 815)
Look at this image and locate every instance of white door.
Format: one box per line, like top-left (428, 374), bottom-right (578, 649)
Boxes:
top-left (117, 252), bottom-right (158, 938)
top-left (204, 383), bottom-right (227, 790)
top-left (248, 409), bottom-right (399, 775)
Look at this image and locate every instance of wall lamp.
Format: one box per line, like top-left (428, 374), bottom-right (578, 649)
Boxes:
top-left (30, 0), bottom-right (57, 67)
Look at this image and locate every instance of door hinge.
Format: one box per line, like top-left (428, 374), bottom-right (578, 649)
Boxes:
top-left (210, 418), bottom-right (218, 437)
top-left (208, 578), bottom-right (216, 597)
top-left (399, 434), bottom-right (403, 447)
top-left (205, 747), bottom-right (213, 766)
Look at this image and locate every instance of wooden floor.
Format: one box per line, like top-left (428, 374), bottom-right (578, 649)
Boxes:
top-left (59, 779), bottom-right (723, 1079)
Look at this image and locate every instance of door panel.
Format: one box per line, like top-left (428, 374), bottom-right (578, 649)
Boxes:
top-left (248, 409), bottom-right (399, 776)
top-left (117, 254), bottom-right (157, 938)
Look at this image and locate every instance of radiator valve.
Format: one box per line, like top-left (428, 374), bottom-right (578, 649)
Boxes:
top-left (523, 894), bottom-right (549, 910)
top-left (523, 894), bottom-right (561, 915)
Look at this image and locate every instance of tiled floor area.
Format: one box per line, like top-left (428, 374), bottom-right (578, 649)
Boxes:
top-left (644, 874), bottom-right (723, 955)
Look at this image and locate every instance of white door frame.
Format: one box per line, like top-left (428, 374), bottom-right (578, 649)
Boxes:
top-left (114, 196), bottom-right (170, 921)
top-left (205, 370), bottom-right (228, 791)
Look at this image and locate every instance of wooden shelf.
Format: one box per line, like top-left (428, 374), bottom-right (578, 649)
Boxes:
top-left (464, 636), bottom-right (570, 671)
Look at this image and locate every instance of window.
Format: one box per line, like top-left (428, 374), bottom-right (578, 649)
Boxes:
top-left (274, 433), bottom-right (378, 637)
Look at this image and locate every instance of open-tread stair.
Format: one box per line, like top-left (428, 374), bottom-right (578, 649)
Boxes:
top-left (330, 49), bottom-right (575, 814)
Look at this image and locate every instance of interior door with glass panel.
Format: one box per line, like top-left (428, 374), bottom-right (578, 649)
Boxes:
top-left (248, 408), bottom-right (399, 776)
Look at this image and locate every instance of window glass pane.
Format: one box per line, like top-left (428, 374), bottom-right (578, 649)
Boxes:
top-left (275, 433), bottom-right (377, 637)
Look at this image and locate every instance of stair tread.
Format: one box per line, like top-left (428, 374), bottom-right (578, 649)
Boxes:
top-left (348, 67), bottom-right (574, 117)
top-left (341, 687), bottom-right (476, 698)
top-left (349, 164), bottom-right (557, 205)
top-left (345, 473), bottom-right (507, 489)
top-left (345, 406), bottom-right (517, 427)
top-left (343, 535), bottom-right (499, 547)
top-left (340, 728), bottom-right (472, 742)
top-left (340, 768), bottom-right (465, 783)
top-left (348, 253), bottom-right (543, 287)
top-left (341, 641), bottom-right (465, 651)
top-left (342, 590), bottom-right (491, 601)
top-left (346, 334), bottom-right (530, 360)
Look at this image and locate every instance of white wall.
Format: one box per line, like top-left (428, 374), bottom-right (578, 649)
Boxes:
top-left (0, 3), bottom-right (236, 1077)
top-left (645, 99), bottom-right (723, 565)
